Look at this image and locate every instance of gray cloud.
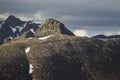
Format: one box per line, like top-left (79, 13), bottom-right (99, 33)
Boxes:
top-left (0, 0), bottom-right (120, 36)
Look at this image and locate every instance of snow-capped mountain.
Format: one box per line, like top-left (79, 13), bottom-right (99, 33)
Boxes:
top-left (0, 15), bottom-right (43, 44)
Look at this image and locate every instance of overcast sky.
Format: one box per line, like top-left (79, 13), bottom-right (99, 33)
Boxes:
top-left (0, 0), bottom-right (120, 36)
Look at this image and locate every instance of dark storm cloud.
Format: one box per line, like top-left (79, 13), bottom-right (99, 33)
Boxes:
top-left (0, 0), bottom-right (120, 30)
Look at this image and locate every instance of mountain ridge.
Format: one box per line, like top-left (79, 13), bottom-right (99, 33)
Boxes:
top-left (92, 34), bottom-right (120, 39)
top-left (0, 15), bottom-right (75, 45)
top-left (0, 15), bottom-right (120, 80)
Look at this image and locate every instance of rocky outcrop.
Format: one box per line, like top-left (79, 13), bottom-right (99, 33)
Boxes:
top-left (35, 18), bottom-right (74, 36)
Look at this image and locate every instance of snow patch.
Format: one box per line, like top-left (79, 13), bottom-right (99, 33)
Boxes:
top-left (19, 27), bottom-right (24, 32)
top-left (29, 20), bottom-right (43, 24)
top-left (38, 35), bottom-right (54, 40)
top-left (39, 23), bottom-right (43, 27)
top-left (25, 47), bottom-right (31, 54)
top-left (30, 28), bottom-right (35, 33)
top-left (23, 22), bottom-right (27, 28)
top-left (29, 64), bottom-right (34, 74)
top-left (8, 36), bottom-right (13, 40)
top-left (81, 66), bottom-right (85, 72)
top-left (15, 22), bottom-right (27, 32)
top-left (10, 26), bottom-right (17, 33)
top-left (16, 26), bottom-right (24, 32)
top-left (27, 37), bottom-right (33, 39)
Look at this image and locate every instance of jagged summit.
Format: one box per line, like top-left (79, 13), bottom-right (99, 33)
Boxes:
top-left (6, 15), bottom-right (18, 20)
top-left (45, 18), bottom-right (62, 26)
top-left (35, 18), bottom-right (74, 36)
top-left (5, 15), bottom-right (23, 27)
top-left (0, 15), bottom-right (41, 44)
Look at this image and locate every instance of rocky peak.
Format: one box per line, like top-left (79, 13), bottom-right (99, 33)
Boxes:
top-left (6, 15), bottom-right (19, 21)
top-left (45, 18), bottom-right (61, 26)
top-left (5, 15), bottom-right (23, 27)
top-left (35, 18), bottom-right (74, 36)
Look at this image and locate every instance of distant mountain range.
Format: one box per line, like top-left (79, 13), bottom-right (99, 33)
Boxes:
top-left (92, 34), bottom-right (120, 39)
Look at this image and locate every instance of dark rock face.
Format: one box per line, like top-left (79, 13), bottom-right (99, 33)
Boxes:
top-left (0, 15), bottom-right (41, 44)
top-left (0, 37), bottom-right (4, 45)
top-left (0, 15), bottom-right (24, 39)
top-left (5, 15), bottom-right (24, 27)
top-left (25, 31), bottom-right (35, 38)
top-left (35, 18), bottom-right (74, 36)
top-left (108, 35), bottom-right (120, 38)
top-left (0, 15), bottom-right (23, 41)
